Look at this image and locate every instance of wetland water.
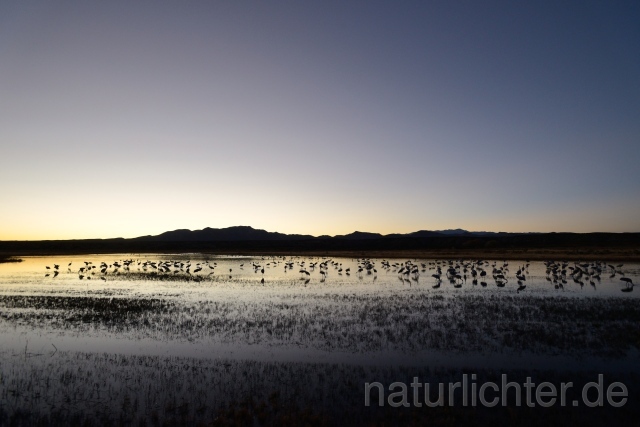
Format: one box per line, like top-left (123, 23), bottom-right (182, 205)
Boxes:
top-left (1, 254), bottom-right (639, 424)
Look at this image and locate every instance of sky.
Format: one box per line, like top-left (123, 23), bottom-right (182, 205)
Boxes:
top-left (1, 1), bottom-right (639, 240)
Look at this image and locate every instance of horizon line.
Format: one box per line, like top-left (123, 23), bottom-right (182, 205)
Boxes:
top-left (2, 225), bottom-right (640, 242)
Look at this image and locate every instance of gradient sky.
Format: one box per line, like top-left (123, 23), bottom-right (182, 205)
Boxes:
top-left (1, 1), bottom-right (639, 240)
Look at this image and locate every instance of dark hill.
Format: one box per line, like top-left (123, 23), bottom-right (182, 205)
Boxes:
top-left (0, 227), bottom-right (639, 259)
top-left (135, 226), bottom-right (314, 242)
top-left (335, 231), bottom-right (384, 240)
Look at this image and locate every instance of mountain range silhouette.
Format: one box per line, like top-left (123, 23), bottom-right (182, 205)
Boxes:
top-left (133, 226), bottom-right (507, 242)
top-left (1, 226), bottom-right (638, 257)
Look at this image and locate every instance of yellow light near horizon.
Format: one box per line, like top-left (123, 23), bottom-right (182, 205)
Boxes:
top-left (1, 194), bottom-right (638, 241)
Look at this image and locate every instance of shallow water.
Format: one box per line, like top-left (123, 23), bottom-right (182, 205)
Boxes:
top-left (2, 254), bottom-right (638, 297)
top-left (1, 255), bottom-right (639, 424)
top-left (1, 254), bottom-right (638, 361)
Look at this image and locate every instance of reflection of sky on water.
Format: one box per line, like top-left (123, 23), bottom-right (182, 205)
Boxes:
top-left (1, 254), bottom-right (639, 371)
top-left (1, 254), bottom-right (638, 297)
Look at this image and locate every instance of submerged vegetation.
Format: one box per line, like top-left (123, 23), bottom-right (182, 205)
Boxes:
top-left (1, 293), bottom-right (639, 357)
top-left (1, 350), bottom-right (638, 426)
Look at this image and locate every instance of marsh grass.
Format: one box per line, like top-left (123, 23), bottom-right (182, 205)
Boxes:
top-left (1, 350), bottom-right (638, 426)
top-left (1, 293), bottom-right (639, 357)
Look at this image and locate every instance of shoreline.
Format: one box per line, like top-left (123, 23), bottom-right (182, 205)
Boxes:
top-left (0, 255), bottom-right (21, 264)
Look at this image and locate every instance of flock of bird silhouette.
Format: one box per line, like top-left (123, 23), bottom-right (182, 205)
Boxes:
top-left (43, 257), bottom-right (635, 292)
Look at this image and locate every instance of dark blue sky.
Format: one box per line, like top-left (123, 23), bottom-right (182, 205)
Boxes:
top-left (1, 1), bottom-right (638, 239)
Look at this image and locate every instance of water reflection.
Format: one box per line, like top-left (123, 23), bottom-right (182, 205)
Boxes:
top-left (1, 254), bottom-right (638, 297)
top-left (0, 254), bottom-right (638, 359)
top-left (2, 254), bottom-right (640, 424)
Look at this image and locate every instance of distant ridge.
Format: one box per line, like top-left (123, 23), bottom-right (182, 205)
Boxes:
top-left (133, 226), bottom-right (518, 242)
top-left (134, 226), bottom-right (315, 242)
top-left (1, 226), bottom-right (639, 258)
